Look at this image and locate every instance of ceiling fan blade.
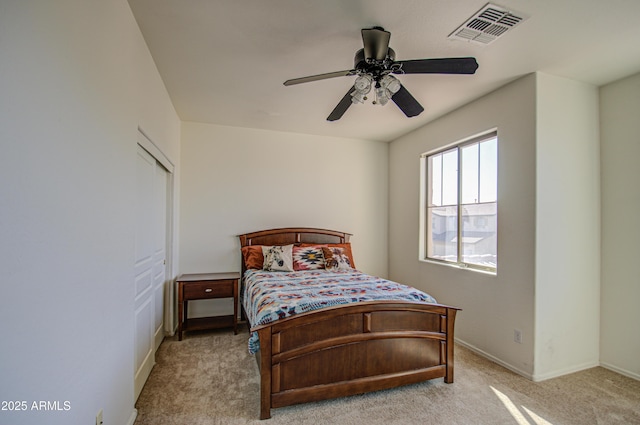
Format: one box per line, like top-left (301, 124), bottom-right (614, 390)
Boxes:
top-left (284, 70), bottom-right (354, 86)
top-left (327, 86), bottom-right (355, 121)
top-left (361, 27), bottom-right (390, 61)
top-left (391, 85), bottom-right (424, 118)
top-left (394, 57), bottom-right (479, 75)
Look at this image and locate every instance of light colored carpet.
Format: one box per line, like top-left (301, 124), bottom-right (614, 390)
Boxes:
top-left (134, 327), bottom-right (640, 424)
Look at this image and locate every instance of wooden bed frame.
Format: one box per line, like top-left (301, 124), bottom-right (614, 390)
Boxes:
top-left (238, 227), bottom-right (460, 419)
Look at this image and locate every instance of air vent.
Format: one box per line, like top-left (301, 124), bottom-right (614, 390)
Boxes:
top-left (449, 3), bottom-right (528, 45)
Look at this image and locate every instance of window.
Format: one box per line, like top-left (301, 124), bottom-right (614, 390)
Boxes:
top-left (420, 131), bottom-right (498, 272)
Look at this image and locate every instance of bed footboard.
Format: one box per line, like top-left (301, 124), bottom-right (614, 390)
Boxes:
top-left (254, 301), bottom-right (459, 419)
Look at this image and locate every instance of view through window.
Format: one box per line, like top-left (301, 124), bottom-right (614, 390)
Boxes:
top-left (421, 131), bottom-right (497, 272)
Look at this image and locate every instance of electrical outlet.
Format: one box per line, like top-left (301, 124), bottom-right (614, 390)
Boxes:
top-left (96, 409), bottom-right (103, 425)
top-left (514, 329), bottom-right (522, 344)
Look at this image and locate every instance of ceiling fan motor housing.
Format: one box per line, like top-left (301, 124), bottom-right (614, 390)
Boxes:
top-left (354, 48), bottom-right (396, 77)
top-left (354, 47), bottom-right (396, 66)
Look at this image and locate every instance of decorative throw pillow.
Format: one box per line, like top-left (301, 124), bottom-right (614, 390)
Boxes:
top-left (262, 245), bottom-right (294, 272)
top-left (293, 246), bottom-right (325, 270)
top-left (241, 245), bottom-right (264, 269)
top-left (300, 243), bottom-right (356, 269)
top-left (321, 247), bottom-right (353, 271)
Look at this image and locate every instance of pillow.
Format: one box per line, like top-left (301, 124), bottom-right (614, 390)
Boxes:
top-left (262, 245), bottom-right (294, 272)
top-left (300, 243), bottom-right (355, 269)
top-left (241, 245), bottom-right (264, 270)
top-left (321, 246), bottom-right (353, 271)
top-left (293, 246), bottom-right (325, 270)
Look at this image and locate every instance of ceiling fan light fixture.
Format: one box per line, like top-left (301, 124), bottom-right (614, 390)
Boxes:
top-left (375, 86), bottom-right (391, 105)
top-left (351, 74), bottom-right (373, 103)
top-left (351, 89), bottom-right (369, 104)
top-left (353, 74), bottom-right (373, 92)
top-left (373, 75), bottom-right (401, 106)
top-left (380, 74), bottom-right (401, 94)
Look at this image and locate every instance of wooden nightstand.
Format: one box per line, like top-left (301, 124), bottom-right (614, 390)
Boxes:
top-left (176, 272), bottom-right (240, 340)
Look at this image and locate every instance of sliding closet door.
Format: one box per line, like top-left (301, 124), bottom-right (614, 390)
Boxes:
top-left (134, 145), bottom-right (169, 400)
top-left (152, 160), bottom-right (168, 351)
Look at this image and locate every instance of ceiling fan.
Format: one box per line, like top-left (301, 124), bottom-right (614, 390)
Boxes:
top-left (284, 27), bottom-right (479, 121)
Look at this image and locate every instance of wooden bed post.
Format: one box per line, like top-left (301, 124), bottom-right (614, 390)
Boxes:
top-left (445, 307), bottom-right (458, 384)
top-left (257, 328), bottom-right (272, 420)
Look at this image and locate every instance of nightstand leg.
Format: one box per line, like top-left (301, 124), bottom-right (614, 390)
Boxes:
top-left (233, 279), bottom-right (238, 335)
top-left (178, 282), bottom-right (184, 341)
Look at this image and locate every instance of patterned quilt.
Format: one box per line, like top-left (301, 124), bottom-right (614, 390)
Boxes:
top-left (242, 269), bottom-right (437, 354)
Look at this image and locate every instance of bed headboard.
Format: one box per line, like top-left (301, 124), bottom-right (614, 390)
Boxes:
top-left (238, 227), bottom-right (352, 275)
top-left (238, 227), bottom-right (351, 247)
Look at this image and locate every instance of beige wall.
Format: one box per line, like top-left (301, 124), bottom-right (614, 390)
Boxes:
top-left (0, 1), bottom-right (180, 424)
top-left (389, 73), bottom-right (603, 380)
top-left (535, 73), bottom-right (600, 379)
top-left (179, 122), bottom-right (388, 317)
top-left (389, 75), bottom-right (538, 377)
top-left (600, 71), bottom-right (640, 380)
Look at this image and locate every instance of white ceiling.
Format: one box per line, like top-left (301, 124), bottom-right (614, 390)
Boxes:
top-left (128, 0), bottom-right (640, 142)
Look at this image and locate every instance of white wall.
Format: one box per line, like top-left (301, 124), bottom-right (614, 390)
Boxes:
top-left (389, 75), bottom-right (538, 376)
top-left (179, 122), bottom-right (388, 317)
top-left (0, 1), bottom-right (180, 424)
top-left (389, 72), bottom-right (606, 381)
top-left (599, 71), bottom-right (640, 380)
top-left (535, 73), bottom-right (600, 380)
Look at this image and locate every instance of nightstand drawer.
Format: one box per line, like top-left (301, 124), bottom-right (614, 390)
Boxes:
top-left (183, 280), bottom-right (234, 299)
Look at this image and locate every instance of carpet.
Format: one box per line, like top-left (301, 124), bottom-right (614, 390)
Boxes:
top-left (134, 327), bottom-right (640, 424)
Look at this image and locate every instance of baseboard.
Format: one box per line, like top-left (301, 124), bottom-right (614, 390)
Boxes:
top-left (454, 338), bottom-right (534, 380)
top-left (126, 408), bottom-right (137, 425)
top-left (455, 338), bottom-right (631, 383)
top-left (600, 361), bottom-right (640, 381)
top-left (531, 360), bottom-right (599, 382)
top-left (164, 319), bottom-right (178, 337)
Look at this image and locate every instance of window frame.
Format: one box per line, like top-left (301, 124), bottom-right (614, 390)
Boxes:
top-left (419, 130), bottom-right (498, 274)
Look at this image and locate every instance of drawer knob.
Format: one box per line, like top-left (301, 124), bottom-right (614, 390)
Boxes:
top-left (204, 288), bottom-right (213, 293)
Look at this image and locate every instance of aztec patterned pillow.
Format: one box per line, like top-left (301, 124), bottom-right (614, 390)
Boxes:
top-left (300, 243), bottom-right (356, 269)
top-left (262, 245), bottom-right (294, 272)
top-left (322, 246), bottom-right (353, 271)
top-left (292, 246), bottom-right (325, 270)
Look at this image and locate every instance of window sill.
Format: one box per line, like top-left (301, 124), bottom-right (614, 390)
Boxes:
top-left (419, 258), bottom-right (497, 276)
